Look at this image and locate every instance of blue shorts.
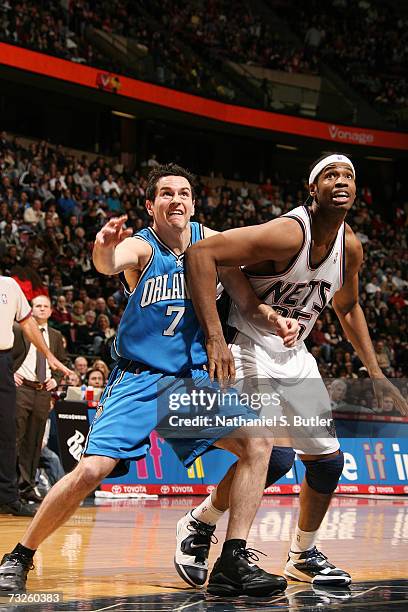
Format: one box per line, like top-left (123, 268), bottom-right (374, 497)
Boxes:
top-left (84, 359), bottom-right (259, 476)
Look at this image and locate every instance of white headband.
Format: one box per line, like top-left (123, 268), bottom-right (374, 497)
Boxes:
top-left (309, 154), bottom-right (355, 185)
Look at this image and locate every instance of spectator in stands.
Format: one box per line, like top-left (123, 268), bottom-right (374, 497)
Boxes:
top-left (75, 310), bottom-right (99, 353)
top-left (106, 189), bottom-right (122, 214)
top-left (375, 340), bottom-right (392, 375)
top-left (71, 300), bottom-right (86, 326)
top-left (93, 314), bottom-right (115, 355)
top-left (51, 295), bottom-right (73, 341)
top-left (380, 395), bottom-right (401, 417)
top-left (102, 174), bottom-right (121, 195)
top-left (11, 263), bottom-right (48, 301)
top-left (329, 379), bottom-right (348, 411)
top-left (92, 359), bottom-right (110, 381)
top-left (57, 189), bottom-right (78, 219)
top-left (365, 275), bottom-right (381, 295)
top-left (94, 297), bottom-right (111, 319)
top-left (74, 356), bottom-right (88, 384)
top-left (0, 130), bottom-right (405, 407)
top-left (64, 371), bottom-right (81, 388)
top-left (324, 323), bottom-right (343, 359)
top-left (86, 368), bottom-right (105, 389)
top-left (23, 199), bottom-right (45, 226)
top-left (309, 319), bottom-right (331, 361)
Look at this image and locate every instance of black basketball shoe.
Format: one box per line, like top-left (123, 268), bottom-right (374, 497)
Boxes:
top-left (285, 547), bottom-right (351, 585)
top-left (207, 547), bottom-right (287, 596)
top-left (0, 553), bottom-right (34, 593)
top-left (175, 512), bottom-right (218, 587)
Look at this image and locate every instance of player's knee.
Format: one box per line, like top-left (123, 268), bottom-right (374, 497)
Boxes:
top-left (75, 458), bottom-right (112, 491)
top-left (303, 450), bottom-right (344, 494)
top-left (265, 447), bottom-right (295, 487)
top-left (238, 434), bottom-right (273, 462)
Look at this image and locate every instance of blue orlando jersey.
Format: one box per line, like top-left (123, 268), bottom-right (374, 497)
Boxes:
top-left (113, 222), bottom-right (208, 374)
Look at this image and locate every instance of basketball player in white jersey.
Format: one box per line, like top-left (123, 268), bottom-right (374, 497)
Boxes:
top-left (176, 154), bottom-right (407, 587)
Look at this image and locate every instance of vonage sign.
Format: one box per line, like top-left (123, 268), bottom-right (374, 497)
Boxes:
top-left (329, 124), bottom-right (374, 145)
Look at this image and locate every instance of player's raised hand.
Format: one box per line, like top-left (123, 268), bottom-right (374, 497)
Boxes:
top-left (95, 215), bottom-right (133, 248)
top-left (372, 377), bottom-right (408, 416)
top-left (206, 334), bottom-right (235, 389)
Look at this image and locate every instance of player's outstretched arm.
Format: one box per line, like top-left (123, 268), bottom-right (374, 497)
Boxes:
top-left (333, 228), bottom-right (407, 416)
top-left (219, 267), bottom-right (299, 348)
top-left (93, 215), bottom-right (151, 275)
top-left (185, 219), bottom-right (302, 384)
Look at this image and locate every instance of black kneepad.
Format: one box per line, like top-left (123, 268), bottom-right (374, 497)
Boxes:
top-left (303, 451), bottom-right (344, 494)
top-left (265, 447), bottom-right (296, 487)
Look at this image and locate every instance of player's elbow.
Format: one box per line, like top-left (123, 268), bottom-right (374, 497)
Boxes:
top-left (93, 261), bottom-right (109, 275)
top-left (95, 264), bottom-right (113, 275)
top-left (333, 298), bottom-right (358, 318)
top-left (92, 255), bottom-right (115, 276)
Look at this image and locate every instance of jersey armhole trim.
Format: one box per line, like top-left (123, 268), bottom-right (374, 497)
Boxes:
top-left (244, 215), bottom-right (306, 279)
top-left (123, 236), bottom-right (155, 298)
top-left (340, 223), bottom-right (346, 286)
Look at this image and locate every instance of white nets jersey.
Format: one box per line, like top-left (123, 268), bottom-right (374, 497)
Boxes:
top-left (228, 205), bottom-right (346, 351)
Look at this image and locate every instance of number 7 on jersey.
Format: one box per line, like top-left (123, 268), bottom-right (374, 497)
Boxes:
top-left (163, 306), bottom-right (185, 336)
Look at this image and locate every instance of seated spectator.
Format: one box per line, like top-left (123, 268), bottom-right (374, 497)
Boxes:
top-left (92, 359), bottom-right (110, 381)
top-left (95, 296), bottom-right (111, 319)
top-left (86, 368), bottom-right (105, 389)
top-left (58, 189), bottom-right (78, 219)
top-left (76, 310), bottom-right (99, 353)
top-left (106, 189), bottom-right (123, 214)
top-left (329, 379), bottom-right (348, 410)
top-left (93, 313), bottom-right (116, 355)
top-left (51, 294), bottom-right (73, 342)
top-left (309, 319), bottom-right (331, 361)
top-left (24, 199), bottom-right (45, 226)
top-left (102, 174), bottom-right (121, 195)
top-left (365, 275), bottom-right (382, 295)
top-left (71, 300), bottom-right (86, 326)
top-left (375, 340), bottom-right (392, 375)
top-left (11, 262), bottom-right (49, 301)
top-left (324, 323), bottom-right (343, 360)
top-left (66, 371), bottom-right (81, 388)
top-left (74, 356), bottom-right (89, 384)
top-left (378, 395), bottom-right (402, 417)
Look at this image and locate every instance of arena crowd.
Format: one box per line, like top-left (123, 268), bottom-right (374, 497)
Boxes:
top-left (0, 0), bottom-right (405, 112)
top-left (0, 132), bottom-right (406, 411)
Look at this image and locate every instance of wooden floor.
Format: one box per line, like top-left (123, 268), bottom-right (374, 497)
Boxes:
top-left (0, 495), bottom-right (407, 610)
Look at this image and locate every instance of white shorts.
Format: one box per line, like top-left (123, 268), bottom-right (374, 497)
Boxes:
top-left (230, 332), bottom-right (340, 456)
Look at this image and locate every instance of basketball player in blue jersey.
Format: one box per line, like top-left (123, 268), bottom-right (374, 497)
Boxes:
top-left (0, 163), bottom-right (298, 597)
top-left (179, 154), bottom-right (407, 588)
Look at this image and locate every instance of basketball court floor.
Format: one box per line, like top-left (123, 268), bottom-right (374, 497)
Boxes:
top-left (0, 495), bottom-right (407, 611)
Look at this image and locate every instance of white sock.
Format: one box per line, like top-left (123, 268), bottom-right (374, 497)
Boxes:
top-left (291, 526), bottom-right (318, 553)
top-left (191, 493), bottom-right (225, 526)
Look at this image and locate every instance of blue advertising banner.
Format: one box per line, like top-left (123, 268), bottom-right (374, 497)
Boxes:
top-left (51, 405), bottom-right (407, 496)
top-left (98, 422), bottom-right (408, 496)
